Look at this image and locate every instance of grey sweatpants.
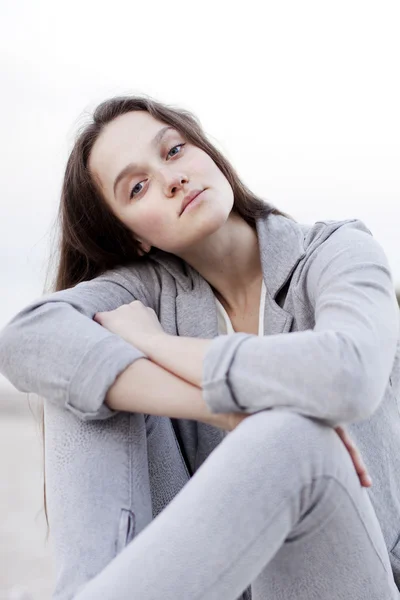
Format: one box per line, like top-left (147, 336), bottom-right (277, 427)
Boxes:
top-left (74, 410), bottom-right (399, 599)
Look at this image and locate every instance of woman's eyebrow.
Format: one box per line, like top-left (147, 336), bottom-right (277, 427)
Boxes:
top-left (113, 126), bottom-right (175, 197)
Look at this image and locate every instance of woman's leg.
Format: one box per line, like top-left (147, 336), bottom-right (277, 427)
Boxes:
top-left (45, 403), bottom-right (189, 600)
top-left (73, 409), bottom-right (398, 600)
top-left (252, 472), bottom-right (396, 599)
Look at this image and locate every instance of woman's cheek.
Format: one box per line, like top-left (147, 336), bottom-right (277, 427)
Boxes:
top-left (139, 209), bottom-right (166, 244)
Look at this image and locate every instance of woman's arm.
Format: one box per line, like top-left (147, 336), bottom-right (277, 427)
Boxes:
top-left (105, 358), bottom-right (245, 431)
top-left (123, 333), bottom-right (209, 388)
top-left (0, 264), bottom-right (159, 421)
top-left (202, 225), bottom-right (398, 426)
top-left (0, 261), bottom-right (244, 430)
top-left (124, 223), bottom-right (399, 427)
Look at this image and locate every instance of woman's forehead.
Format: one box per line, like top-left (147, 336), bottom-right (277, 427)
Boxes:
top-left (89, 112), bottom-right (167, 175)
top-left (100, 111), bottom-right (167, 147)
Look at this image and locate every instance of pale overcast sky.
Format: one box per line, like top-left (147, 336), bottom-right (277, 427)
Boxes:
top-left (1, 0), bottom-right (399, 392)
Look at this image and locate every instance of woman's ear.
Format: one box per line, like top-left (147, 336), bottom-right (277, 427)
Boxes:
top-left (137, 241), bottom-right (152, 256)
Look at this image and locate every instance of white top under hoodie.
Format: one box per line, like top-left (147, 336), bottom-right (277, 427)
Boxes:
top-left (215, 279), bottom-right (267, 336)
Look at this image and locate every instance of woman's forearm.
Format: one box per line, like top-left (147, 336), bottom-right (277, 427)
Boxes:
top-left (130, 334), bottom-right (211, 388)
top-left (106, 357), bottom-right (207, 417)
top-left (105, 356), bottom-right (241, 430)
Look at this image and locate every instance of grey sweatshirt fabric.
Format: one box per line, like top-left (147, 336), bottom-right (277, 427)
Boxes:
top-left (0, 214), bottom-right (399, 598)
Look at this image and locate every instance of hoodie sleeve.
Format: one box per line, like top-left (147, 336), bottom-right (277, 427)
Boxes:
top-left (0, 265), bottom-right (160, 421)
top-left (202, 223), bottom-right (399, 426)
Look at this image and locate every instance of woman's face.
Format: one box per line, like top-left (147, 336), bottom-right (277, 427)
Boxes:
top-left (89, 110), bottom-right (234, 254)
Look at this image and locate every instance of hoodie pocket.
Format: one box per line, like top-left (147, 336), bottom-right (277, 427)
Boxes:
top-left (391, 531), bottom-right (400, 559)
top-left (116, 508), bottom-right (136, 555)
top-left (390, 533), bottom-right (400, 590)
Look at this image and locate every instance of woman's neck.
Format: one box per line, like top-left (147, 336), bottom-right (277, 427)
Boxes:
top-left (178, 212), bottom-right (263, 313)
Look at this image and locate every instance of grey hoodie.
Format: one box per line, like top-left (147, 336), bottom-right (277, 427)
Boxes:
top-left (0, 213), bottom-right (399, 598)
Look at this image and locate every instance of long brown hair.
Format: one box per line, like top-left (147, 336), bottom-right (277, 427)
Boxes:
top-left (40, 94), bottom-right (288, 536)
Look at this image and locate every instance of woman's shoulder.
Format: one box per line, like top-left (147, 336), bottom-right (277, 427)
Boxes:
top-left (297, 216), bottom-right (391, 277)
top-left (258, 213), bottom-right (384, 295)
top-left (273, 213), bottom-right (385, 270)
top-left (259, 211), bottom-right (375, 261)
top-left (92, 250), bottom-right (194, 306)
top-left (287, 214), bottom-right (396, 308)
top-left (299, 216), bottom-right (373, 250)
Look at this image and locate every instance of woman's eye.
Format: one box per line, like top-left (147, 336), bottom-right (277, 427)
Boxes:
top-left (129, 181), bottom-right (145, 199)
top-left (167, 143), bottom-right (185, 159)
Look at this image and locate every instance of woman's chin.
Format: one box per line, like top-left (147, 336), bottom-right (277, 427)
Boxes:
top-left (158, 202), bottom-right (233, 255)
top-left (192, 208), bottom-right (230, 240)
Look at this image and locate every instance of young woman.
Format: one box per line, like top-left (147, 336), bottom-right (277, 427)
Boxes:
top-left (0, 96), bottom-right (399, 600)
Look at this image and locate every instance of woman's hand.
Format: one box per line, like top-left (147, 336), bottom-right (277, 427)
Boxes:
top-left (94, 301), bottom-right (166, 351)
top-left (335, 426), bottom-right (372, 488)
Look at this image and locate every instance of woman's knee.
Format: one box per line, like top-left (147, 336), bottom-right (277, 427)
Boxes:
top-left (231, 409), bottom-right (350, 481)
top-left (234, 408), bottom-right (330, 447)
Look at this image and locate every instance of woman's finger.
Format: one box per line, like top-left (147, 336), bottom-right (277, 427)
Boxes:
top-left (335, 426), bottom-right (372, 487)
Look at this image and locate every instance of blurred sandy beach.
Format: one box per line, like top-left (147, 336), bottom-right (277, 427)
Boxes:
top-left (0, 391), bottom-right (54, 600)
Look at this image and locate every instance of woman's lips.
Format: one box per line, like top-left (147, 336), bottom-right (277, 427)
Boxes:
top-left (181, 190), bottom-right (205, 214)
